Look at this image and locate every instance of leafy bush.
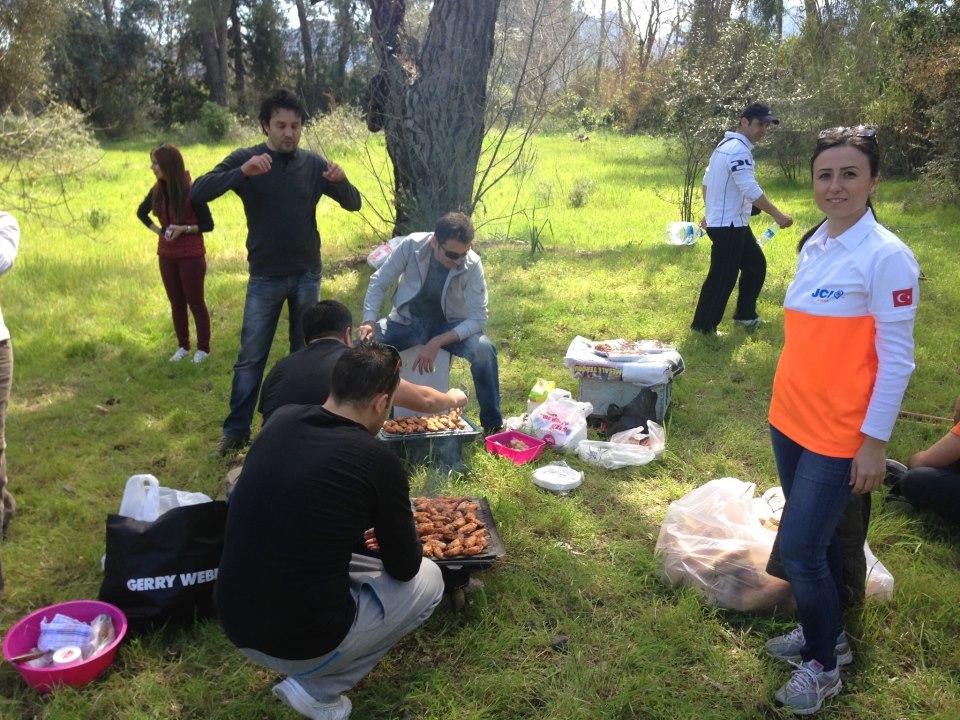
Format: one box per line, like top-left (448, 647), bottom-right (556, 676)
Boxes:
top-left (199, 102), bottom-right (235, 142)
top-left (0, 102), bottom-right (98, 215)
top-left (567, 178), bottom-right (596, 208)
top-left (301, 105), bottom-right (369, 159)
top-left (86, 208), bottom-right (109, 230)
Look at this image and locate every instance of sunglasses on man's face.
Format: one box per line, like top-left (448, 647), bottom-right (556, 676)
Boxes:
top-left (818, 125), bottom-right (877, 140)
top-left (438, 243), bottom-right (469, 261)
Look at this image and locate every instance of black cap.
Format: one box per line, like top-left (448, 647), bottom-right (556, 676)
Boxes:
top-left (741, 102), bottom-right (779, 125)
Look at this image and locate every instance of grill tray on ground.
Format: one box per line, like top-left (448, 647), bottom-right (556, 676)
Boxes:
top-left (414, 496), bottom-right (506, 572)
top-left (379, 416), bottom-right (482, 469)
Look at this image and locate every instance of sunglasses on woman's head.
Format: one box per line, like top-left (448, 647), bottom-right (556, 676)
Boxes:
top-left (818, 125), bottom-right (877, 141)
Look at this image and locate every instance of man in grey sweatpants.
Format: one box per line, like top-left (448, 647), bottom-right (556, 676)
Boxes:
top-left (216, 343), bottom-right (444, 720)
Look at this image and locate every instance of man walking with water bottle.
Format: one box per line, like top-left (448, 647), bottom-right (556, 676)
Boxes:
top-left (691, 102), bottom-right (793, 336)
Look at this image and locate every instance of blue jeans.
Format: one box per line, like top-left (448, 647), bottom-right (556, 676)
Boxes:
top-left (770, 425), bottom-right (853, 670)
top-left (380, 318), bottom-right (502, 431)
top-left (223, 271), bottom-right (320, 438)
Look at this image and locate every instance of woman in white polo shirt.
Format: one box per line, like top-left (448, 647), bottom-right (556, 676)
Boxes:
top-left (763, 127), bottom-right (920, 714)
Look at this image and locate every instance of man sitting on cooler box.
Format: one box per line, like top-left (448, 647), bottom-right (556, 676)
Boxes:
top-left (216, 342), bottom-right (444, 720)
top-left (357, 212), bottom-right (503, 433)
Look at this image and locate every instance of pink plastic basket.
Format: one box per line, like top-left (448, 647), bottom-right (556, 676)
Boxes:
top-left (3, 599), bottom-right (128, 693)
top-left (485, 430), bottom-right (546, 465)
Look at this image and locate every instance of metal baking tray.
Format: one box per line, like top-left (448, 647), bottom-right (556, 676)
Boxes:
top-left (414, 496), bottom-right (506, 571)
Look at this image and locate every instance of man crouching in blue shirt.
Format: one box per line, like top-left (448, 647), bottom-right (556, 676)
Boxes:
top-left (216, 342), bottom-right (443, 720)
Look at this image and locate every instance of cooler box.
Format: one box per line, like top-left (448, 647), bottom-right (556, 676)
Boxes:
top-left (577, 379), bottom-right (672, 423)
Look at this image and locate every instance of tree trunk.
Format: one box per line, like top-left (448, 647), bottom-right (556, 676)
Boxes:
top-left (200, 23), bottom-right (229, 106)
top-left (367, 0), bottom-right (501, 234)
top-left (230, 0), bottom-right (246, 112)
top-left (295, 0), bottom-right (319, 112)
top-left (594, 0), bottom-right (607, 96)
top-left (334, 0), bottom-right (352, 100)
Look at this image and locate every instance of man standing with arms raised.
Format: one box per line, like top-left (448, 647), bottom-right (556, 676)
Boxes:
top-left (192, 89), bottom-right (361, 455)
top-left (691, 102), bottom-right (793, 336)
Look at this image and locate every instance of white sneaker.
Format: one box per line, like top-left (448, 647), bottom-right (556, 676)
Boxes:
top-left (169, 347), bottom-right (189, 362)
top-left (272, 678), bottom-right (352, 720)
top-left (774, 659), bottom-right (842, 715)
top-left (192, 350), bottom-right (209, 364)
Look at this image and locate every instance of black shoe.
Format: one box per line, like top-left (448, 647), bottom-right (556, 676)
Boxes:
top-left (217, 434), bottom-right (249, 457)
top-left (884, 458), bottom-right (908, 488)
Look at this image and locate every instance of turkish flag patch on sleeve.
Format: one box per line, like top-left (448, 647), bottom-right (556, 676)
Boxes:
top-left (892, 288), bottom-right (913, 307)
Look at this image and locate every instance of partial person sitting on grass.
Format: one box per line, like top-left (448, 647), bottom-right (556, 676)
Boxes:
top-left (885, 396), bottom-right (960, 526)
top-left (258, 299), bottom-right (468, 423)
top-left (356, 212), bottom-right (503, 434)
top-left (216, 342), bottom-right (444, 720)
top-left (0, 210), bottom-right (19, 597)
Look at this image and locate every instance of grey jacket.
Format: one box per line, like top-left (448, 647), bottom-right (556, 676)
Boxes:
top-left (362, 232), bottom-right (489, 340)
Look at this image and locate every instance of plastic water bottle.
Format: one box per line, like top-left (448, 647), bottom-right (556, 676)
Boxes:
top-left (758, 226), bottom-right (776, 247)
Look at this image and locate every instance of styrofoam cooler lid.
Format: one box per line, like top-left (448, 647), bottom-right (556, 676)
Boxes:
top-left (532, 463), bottom-right (584, 493)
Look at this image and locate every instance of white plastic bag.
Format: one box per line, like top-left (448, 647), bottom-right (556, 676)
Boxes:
top-left (576, 439), bottom-right (656, 469)
top-left (665, 221), bottom-right (704, 246)
top-left (655, 478), bottom-right (793, 613)
top-left (366, 236), bottom-right (405, 269)
top-left (864, 542), bottom-right (895, 601)
top-left (610, 421), bottom-right (666, 457)
top-left (528, 396), bottom-right (593, 451)
top-left (117, 474), bottom-right (212, 522)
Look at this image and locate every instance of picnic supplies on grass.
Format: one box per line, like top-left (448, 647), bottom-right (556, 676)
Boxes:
top-left (665, 221), bottom-right (704, 245)
top-left (100, 483), bottom-right (227, 626)
top-left (656, 478), bottom-right (794, 613)
top-left (532, 462), bottom-right (584, 494)
top-left (864, 543), bottom-right (895, 601)
top-left (3, 599), bottom-right (127, 693)
top-left (576, 438), bottom-right (656, 469)
top-left (366, 235), bottom-right (406, 269)
top-left (485, 430), bottom-right (546, 465)
top-left (527, 378), bottom-right (557, 414)
top-left (610, 421), bottom-right (666, 456)
top-left (565, 336), bottom-right (685, 386)
top-left (528, 396), bottom-right (593, 451)
top-left (118, 474), bottom-right (211, 523)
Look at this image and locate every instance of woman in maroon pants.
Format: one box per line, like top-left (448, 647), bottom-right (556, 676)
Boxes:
top-left (137, 144), bottom-right (214, 363)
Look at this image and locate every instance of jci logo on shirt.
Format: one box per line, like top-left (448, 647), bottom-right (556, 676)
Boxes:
top-left (811, 288), bottom-right (845, 302)
top-left (892, 288), bottom-right (913, 307)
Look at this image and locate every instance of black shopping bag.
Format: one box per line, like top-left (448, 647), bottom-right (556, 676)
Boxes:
top-left (99, 500), bottom-right (227, 626)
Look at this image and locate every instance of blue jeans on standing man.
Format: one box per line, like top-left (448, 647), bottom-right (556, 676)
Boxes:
top-left (223, 271), bottom-right (320, 440)
top-left (379, 317), bottom-right (502, 432)
top-left (770, 424), bottom-right (854, 670)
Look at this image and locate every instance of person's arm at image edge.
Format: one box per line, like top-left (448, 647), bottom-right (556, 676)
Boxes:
top-left (394, 379), bottom-right (467, 413)
top-left (0, 211), bottom-right (19, 275)
top-left (909, 425), bottom-right (960, 469)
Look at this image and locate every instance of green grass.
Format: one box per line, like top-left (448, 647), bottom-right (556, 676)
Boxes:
top-left (1, 131), bottom-right (959, 719)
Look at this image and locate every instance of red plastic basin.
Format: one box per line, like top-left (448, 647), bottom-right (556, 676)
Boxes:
top-left (3, 599), bottom-right (128, 693)
top-left (485, 430), bottom-right (546, 465)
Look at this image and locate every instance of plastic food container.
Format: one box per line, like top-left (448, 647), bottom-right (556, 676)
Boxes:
top-left (532, 462), bottom-right (584, 493)
top-left (2, 599), bottom-right (128, 693)
top-left (485, 430), bottom-right (546, 465)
